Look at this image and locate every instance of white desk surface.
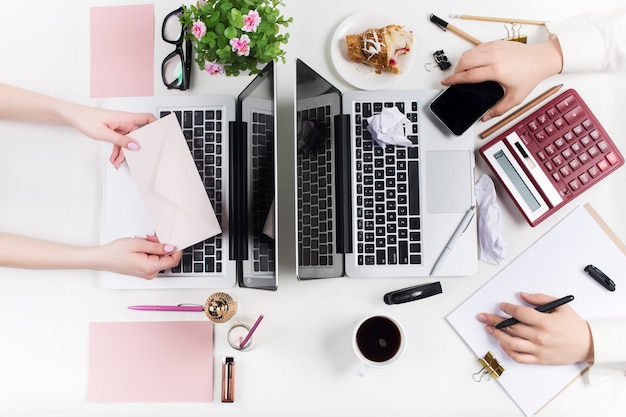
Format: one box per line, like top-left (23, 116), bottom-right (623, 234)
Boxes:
top-left (1, 1), bottom-right (625, 416)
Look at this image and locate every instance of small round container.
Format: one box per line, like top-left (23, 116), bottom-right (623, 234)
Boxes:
top-left (227, 316), bottom-right (261, 351)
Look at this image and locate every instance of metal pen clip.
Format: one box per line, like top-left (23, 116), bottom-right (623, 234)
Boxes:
top-left (460, 206), bottom-right (476, 234)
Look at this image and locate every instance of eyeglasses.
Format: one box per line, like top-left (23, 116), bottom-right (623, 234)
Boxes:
top-left (161, 8), bottom-right (191, 90)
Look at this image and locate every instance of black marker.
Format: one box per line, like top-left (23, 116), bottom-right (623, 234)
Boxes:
top-left (584, 264), bottom-right (616, 291)
top-left (495, 295), bottom-right (574, 329)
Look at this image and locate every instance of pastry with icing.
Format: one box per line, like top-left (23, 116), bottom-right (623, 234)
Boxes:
top-left (345, 25), bottom-right (413, 73)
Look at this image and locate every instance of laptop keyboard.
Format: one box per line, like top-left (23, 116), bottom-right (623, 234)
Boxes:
top-left (159, 108), bottom-right (224, 275)
top-left (353, 101), bottom-right (422, 266)
top-left (250, 111), bottom-right (276, 273)
top-left (297, 105), bottom-right (336, 267)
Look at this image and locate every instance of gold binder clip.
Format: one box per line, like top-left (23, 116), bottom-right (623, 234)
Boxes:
top-left (473, 351), bottom-right (505, 382)
top-left (503, 23), bottom-right (528, 43)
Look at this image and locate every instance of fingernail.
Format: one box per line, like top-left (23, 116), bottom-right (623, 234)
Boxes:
top-left (477, 313), bottom-right (487, 323)
top-left (164, 244), bottom-right (176, 252)
top-left (485, 325), bottom-right (494, 335)
top-left (482, 114), bottom-right (492, 122)
top-left (127, 142), bottom-right (139, 151)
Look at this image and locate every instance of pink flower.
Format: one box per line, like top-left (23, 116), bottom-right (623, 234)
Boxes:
top-left (242, 10), bottom-right (261, 32)
top-left (191, 21), bottom-right (207, 40)
top-left (230, 34), bottom-right (251, 56)
top-left (205, 62), bottom-right (225, 75)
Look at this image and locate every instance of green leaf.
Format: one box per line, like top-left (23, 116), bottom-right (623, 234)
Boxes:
top-left (224, 26), bottom-right (238, 39)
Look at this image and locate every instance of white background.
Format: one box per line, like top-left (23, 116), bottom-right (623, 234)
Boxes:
top-left (0, 1), bottom-right (625, 416)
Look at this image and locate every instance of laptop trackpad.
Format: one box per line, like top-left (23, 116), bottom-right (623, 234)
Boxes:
top-left (425, 150), bottom-right (472, 213)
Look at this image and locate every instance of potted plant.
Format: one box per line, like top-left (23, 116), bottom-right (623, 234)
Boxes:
top-left (180, 0), bottom-right (292, 76)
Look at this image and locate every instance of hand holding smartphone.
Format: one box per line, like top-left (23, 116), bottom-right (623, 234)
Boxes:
top-left (429, 81), bottom-right (504, 136)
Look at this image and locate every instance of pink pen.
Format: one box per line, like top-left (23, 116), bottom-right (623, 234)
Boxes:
top-left (239, 314), bottom-right (264, 349)
top-left (128, 305), bottom-right (204, 312)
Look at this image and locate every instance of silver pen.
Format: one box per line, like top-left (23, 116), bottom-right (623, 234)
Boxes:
top-left (430, 205), bottom-right (475, 275)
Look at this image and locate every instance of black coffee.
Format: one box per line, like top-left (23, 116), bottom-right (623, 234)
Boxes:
top-left (355, 316), bottom-right (402, 363)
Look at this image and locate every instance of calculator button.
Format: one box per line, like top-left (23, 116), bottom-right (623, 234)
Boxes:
top-left (579, 172), bottom-right (591, 185)
top-left (535, 131), bottom-right (547, 142)
top-left (569, 158), bottom-right (581, 171)
top-left (556, 95), bottom-right (576, 112)
top-left (588, 146), bottom-right (600, 158)
top-left (573, 125), bottom-right (584, 136)
top-left (537, 150), bottom-right (546, 160)
top-left (578, 152), bottom-right (590, 165)
top-left (551, 172), bottom-right (560, 182)
top-left (590, 129), bottom-right (601, 140)
top-left (545, 144), bottom-right (556, 155)
top-left (561, 148), bottom-right (573, 160)
top-left (563, 106), bottom-right (584, 124)
top-left (559, 165), bottom-right (571, 177)
top-left (597, 140), bottom-right (609, 153)
top-left (552, 155), bottom-right (564, 166)
top-left (528, 120), bottom-right (539, 131)
top-left (537, 114), bottom-right (549, 125)
top-left (598, 159), bottom-right (610, 172)
top-left (563, 131), bottom-right (575, 142)
top-left (547, 107), bottom-right (558, 118)
top-left (571, 142), bottom-right (583, 154)
top-left (545, 124), bottom-right (557, 136)
top-left (569, 178), bottom-right (582, 191)
top-left (607, 151), bottom-right (620, 165)
top-left (544, 161), bottom-right (554, 171)
top-left (580, 135), bottom-right (592, 147)
top-left (554, 118), bottom-right (566, 129)
top-left (588, 165), bottom-right (600, 178)
top-left (554, 137), bottom-right (566, 149)
top-left (582, 119), bottom-right (593, 130)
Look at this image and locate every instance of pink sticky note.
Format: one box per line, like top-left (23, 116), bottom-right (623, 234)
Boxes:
top-left (87, 321), bottom-right (214, 402)
top-left (90, 5), bottom-right (154, 98)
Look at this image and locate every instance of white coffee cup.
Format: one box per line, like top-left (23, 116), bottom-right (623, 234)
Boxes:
top-left (352, 315), bottom-right (406, 376)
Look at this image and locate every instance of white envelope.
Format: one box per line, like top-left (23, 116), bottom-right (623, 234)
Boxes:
top-left (123, 113), bottom-right (222, 250)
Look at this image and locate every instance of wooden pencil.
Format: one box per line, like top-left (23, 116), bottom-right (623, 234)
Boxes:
top-left (450, 14), bottom-right (546, 26)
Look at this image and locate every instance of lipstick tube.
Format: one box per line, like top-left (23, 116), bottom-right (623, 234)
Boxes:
top-left (221, 356), bottom-right (235, 402)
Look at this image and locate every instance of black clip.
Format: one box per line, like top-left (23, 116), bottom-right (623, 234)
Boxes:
top-left (425, 50), bottom-right (451, 71)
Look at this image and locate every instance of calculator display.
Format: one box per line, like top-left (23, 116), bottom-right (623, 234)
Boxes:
top-left (494, 150), bottom-right (541, 212)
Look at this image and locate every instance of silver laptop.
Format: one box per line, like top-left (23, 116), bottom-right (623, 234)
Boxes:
top-left (100, 62), bottom-right (277, 290)
top-left (294, 59), bottom-right (477, 279)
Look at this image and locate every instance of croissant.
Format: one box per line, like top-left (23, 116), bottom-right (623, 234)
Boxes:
top-left (345, 25), bottom-right (413, 74)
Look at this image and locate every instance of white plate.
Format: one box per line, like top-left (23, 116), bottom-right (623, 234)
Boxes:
top-left (330, 10), bottom-right (414, 91)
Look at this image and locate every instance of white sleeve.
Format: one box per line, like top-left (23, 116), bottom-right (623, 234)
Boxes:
top-left (545, 9), bottom-right (626, 73)
top-left (587, 319), bottom-right (626, 385)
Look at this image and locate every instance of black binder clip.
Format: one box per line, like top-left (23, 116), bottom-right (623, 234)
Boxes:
top-left (425, 50), bottom-right (452, 71)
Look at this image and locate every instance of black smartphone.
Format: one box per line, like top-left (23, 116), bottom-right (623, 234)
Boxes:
top-left (429, 81), bottom-right (504, 136)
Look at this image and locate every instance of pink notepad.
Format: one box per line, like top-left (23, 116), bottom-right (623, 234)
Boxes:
top-left (90, 4), bottom-right (154, 98)
top-left (87, 321), bottom-right (214, 402)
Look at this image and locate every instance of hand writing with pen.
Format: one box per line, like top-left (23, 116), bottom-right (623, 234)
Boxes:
top-left (478, 292), bottom-right (594, 365)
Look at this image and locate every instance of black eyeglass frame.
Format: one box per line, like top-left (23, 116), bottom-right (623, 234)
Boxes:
top-left (161, 7), bottom-right (192, 90)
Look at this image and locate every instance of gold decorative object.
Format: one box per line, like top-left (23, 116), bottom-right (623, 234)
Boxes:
top-left (204, 292), bottom-right (238, 323)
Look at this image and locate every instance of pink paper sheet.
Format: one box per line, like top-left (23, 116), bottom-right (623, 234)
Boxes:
top-left (87, 321), bottom-right (214, 402)
top-left (90, 4), bottom-right (154, 98)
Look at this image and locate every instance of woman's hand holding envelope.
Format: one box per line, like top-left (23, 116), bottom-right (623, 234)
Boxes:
top-left (63, 104), bottom-right (155, 169)
top-left (93, 236), bottom-right (182, 280)
top-left (0, 82), bottom-right (154, 169)
top-left (0, 233), bottom-right (181, 279)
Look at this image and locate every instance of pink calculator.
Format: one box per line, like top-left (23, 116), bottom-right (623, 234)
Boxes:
top-left (480, 89), bottom-right (624, 226)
